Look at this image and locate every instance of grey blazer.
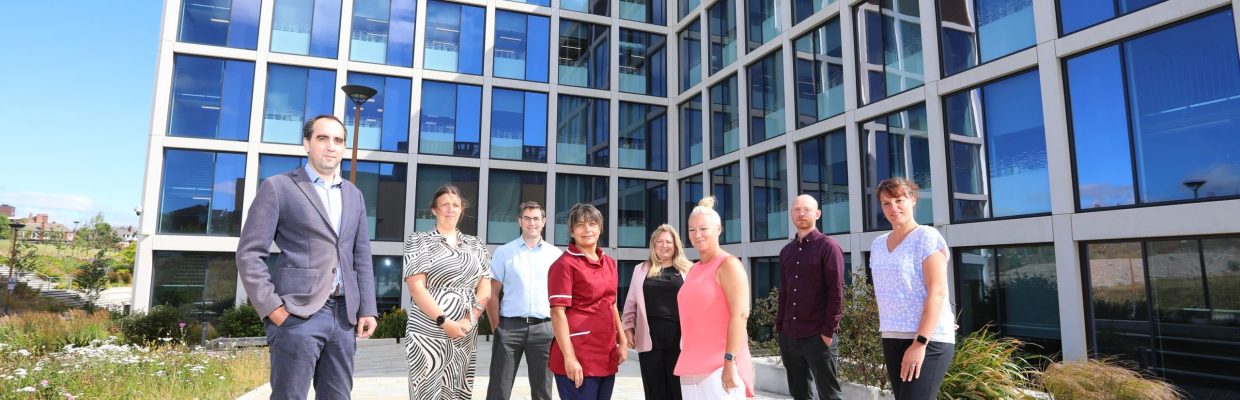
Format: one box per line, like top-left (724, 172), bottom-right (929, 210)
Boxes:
top-left (236, 168), bottom-right (378, 325)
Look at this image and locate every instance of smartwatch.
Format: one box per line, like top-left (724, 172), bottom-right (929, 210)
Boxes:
top-left (915, 334), bottom-right (929, 345)
top-left (435, 315), bottom-right (447, 327)
top-left (723, 352), bottom-right (735, 362)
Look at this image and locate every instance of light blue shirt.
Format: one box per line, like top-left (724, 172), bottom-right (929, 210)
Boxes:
top-left (304, 164), bottom-right (344, 295)
top-left (490, 237), bottom-right (562, 319)
top-left (869, 225), bottom-right (956, 343)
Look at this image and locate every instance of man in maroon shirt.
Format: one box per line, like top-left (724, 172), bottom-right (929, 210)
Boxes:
top-left (775, 194), bottom-right (845, 399)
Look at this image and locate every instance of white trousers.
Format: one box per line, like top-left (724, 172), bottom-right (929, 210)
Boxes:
top-left (679, 366), bottom-right (745, 400)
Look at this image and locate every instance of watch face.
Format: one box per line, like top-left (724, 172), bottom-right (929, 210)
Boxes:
top-left (724, 353), bottom-right (734, 361)
top-left (916, 335), bottom-right (928, 344)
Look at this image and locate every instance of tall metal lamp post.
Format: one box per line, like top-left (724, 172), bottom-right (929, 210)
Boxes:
top-left (1183, 179), bottom-right (1206, 199)
top-left (5, 222), bottom-right (27, 315)
top-left (341, 85), bottom-right (377, 183)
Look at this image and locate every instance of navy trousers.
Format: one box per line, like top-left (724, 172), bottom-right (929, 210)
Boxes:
top-left (264, 296), bottom-right (357, 400)
top-left (554, 374), bottom-right (615, 400)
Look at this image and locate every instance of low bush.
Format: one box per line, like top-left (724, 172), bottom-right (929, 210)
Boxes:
top-left (939, 328), bottom-right (1042, 399)
top-left (217, 304), bottom-right (264, 338)
top-left (374, 306), bottom-right (406, 339)
top-left (1041, 358), bottom-right (1182, 400)
top-left (838, 276), bottom-right (886, 390)
top-left (747, 287), bottom-right (780, 357)
top-left (0, 310), bottom-right (112, 355)
top-left (115, 305), bottom-right (189, 345)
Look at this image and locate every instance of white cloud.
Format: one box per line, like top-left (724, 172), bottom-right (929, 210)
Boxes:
top-left (0, 191), bottom-right (100, 225)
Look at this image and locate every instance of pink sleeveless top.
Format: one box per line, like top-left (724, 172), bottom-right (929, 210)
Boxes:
top-left (674, 254), bottom-right (755, 397)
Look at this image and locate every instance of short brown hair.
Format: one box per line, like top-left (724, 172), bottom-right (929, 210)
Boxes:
top-left (519, 201), bottom-right (545, 218)
top-left (302, 115), bottom-right (345, 141)
top-left (566, 203), bottom-right (603, 244)
top-left (875, 177), bottom-right (920, 201)
top-left (429, 184), bottom-right (471, 210)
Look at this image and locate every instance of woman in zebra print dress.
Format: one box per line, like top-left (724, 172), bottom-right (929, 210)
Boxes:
top-left (403, 185), bottom-right (492, 399)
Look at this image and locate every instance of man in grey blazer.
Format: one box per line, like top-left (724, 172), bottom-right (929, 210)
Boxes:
top-left (236, 115), bottom-right (378, 400)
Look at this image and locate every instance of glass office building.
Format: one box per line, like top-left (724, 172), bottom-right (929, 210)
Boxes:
top-left (141, 0), bottom-right (1240, 395)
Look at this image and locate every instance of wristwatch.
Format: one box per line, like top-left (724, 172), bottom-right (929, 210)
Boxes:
top-left (915, 334), bottom-right (929, 345)
top-left (723, 352), bottom-right (735, 362)
top-left (435, 315), bottom-right (447, 327)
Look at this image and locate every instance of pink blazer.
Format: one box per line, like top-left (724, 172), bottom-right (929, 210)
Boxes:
top-left (621, 262), bottom-right (655, 352)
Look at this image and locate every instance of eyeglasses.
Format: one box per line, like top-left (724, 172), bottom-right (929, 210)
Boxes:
top-left (519, 216), bottom-right (544, 223)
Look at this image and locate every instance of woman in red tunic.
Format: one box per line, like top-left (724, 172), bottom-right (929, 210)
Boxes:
top-left (547, 203), bottom-right (629, 400)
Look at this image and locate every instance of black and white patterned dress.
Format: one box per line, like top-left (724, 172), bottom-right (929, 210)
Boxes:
top-left (402, 229), bottom-right (491, 399)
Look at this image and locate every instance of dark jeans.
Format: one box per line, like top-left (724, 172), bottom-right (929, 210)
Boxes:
top-left (486, 317), bottom-right (554, 400)
top-left (638, 349), bottom-right (682, 400)
top-left (554, 374), bottom-right (615, 400)
top-left (263, 297), bottom-right (356, 400)
top-left (881, 338), bottom-right (955, 400)
top-left (778, 333), bottom-right (843, 400)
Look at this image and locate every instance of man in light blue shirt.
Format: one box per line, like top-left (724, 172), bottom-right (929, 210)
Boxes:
top-left (485, 201), bottom-right (563, 400)
top-left (303, 162), bottom-right (345, 297)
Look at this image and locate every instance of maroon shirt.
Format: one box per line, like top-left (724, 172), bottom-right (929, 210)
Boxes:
top-left (548, 243), bottom-right (620, 377)
top-left (776, 229), bottom-right (845, 339)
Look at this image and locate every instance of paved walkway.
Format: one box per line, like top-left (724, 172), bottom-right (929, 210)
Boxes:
top-left (238, 336), bottom-right (791, 399)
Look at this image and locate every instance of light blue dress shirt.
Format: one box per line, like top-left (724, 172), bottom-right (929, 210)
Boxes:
top-left (304, 163), bottom-right (344, 295)
top-left (490, 237), bottom-right (563, 319)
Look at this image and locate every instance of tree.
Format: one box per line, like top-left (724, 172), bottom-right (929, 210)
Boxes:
top-left (0, 215), bottom-right (9, 240)
top-left (3, 242), bottom-right (39, 274)
top-left (74, 250), bottom-right (111, 311)
top-left (75, 213), bottom-right (121, 251)
top-left (114, 242), bottom-right (137, 270)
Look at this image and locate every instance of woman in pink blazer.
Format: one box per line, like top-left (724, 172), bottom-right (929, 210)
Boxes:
top-left (621, 224), bottom-right (693, 400)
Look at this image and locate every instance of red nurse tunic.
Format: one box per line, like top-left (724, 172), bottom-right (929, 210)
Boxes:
top-left (547, 243), bottom-right (621, 377)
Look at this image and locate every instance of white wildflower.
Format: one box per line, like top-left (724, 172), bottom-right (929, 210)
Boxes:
top-left (14, 369), bottom-right (27, 378)
top-left (15, 387), bottom-right (35, 393)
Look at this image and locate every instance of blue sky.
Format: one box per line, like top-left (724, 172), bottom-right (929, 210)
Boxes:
top-left (0, 3), bottom-right (163, 227)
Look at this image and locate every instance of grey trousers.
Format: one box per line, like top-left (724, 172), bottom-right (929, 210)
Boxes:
top-left (264, 297), bottom-right (357, 400)
top-left (778, 333), bottom-right (843, 400)
top-left (486, 317), bottom-right (554, 400)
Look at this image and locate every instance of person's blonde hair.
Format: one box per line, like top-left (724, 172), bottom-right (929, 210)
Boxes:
top-left (689, 196), bottom-right (723, 228)
top-left (645, 224), bottom-right (693, 278)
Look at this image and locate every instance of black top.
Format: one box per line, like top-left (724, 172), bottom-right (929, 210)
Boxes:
top-left (643, 266), bottom-right (684, 349)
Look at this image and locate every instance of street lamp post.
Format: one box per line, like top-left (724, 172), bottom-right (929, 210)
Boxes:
top-left (340, 85), bottom-right (377, 184)
top-left (1183, 179), bottom-right (1206, 199)
top-left (5, 222), bottom-right (27, 315)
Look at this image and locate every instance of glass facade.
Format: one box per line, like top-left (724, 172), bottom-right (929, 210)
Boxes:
top-left (373, 255), bottom-right (403, 311)
top-left (342, 161), bottom-right (408, 241)
top-left (708, 0), bottom-right (738, 75)
top-left (748, 50), bottom-right (786, 144)
top-left (563, 0), bottom-right (609, 16)
top-left (414, 165), bottom-right (480, 236)
top-left (618, 179), bottom-right (669, 247)
top-left (1060, 0), bottom-right (1167, 35)
top-left (350, 0), bottom-right (416, 67)
top-left (557, 95), bottom-right (610, 167)
top-left (680, 21), bottom-right (702, 93)
top-left (158, 149), bottom-right (246, 236)
top-left (751, 256), bottom-right (780, 303)
top-left (620, 0), bottom-right (665, 25)
top-left (798, 130), bottom-right (849, 234)
top-left (490, 88), bottom-right (548, 162)
top-left (747, 0), bottom-right (781, 51)
top-left (750, 149), bottom-right (787, 242)
top-left (178, 0), bottom-right (260, 49)
top-left (169, 55), bottom-right (254, 141)
top-left (618, 102), bottom-right (668, 171)
top-left (793, 0), bottom-right (834, 25)
top-left (619, 29), bottom-right (668, 97)
top-left (679, 0), bottom-right (700, 20)
top-left (938, 0), bottom-right (1035, 76)
top-left (263, 64), bottom-right (335, 144)
top-left (710, 163), bottom-right (742, 244)
top-left (680, 95), bottom-right (703, 169)
top-left (271, 0), bottom-right (341, 58)
top-left (955, 245), bottom-right (1061, 356)
top-left (861, 104), bottom-right (931, 230)
top-left (419, 80), bottom-right (483, 157)
top-left (258, 154), bottom-right (307, 181)
top-left (680, 174), bottom-right (704, 237)
top-left (494, 11), bottom-right (551, 82)
top-left (559, 20), bottom-right (610, 89)
top-left (856, 0), bottom-right (923, 105)
top-left (554, 174), bottom-right (610, 246)
top-left (424, 0), bottom-right (485, 75)
top-left (487, 169), bottom-right (547, 244)
top-left (794, 19), bottom-right (845, 127)
top-left (710, 74), bottom-right (742, 158)
top-left (151, 251), bottom-right (237, 322)
top-left (344, 72), bottom-right (412, 152)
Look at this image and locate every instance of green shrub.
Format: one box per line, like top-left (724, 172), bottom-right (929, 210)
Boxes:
top-left (1041, 358), bottom-right (1182, 400)
top-left (116, 304), bottom-right (189, 345)
top-left (374, 306), bottom-right (407, 339)
top-left (217, 304), bottom-right (264, 337)
top-left (838, 275), bottom-right (887, 390)
top-left (747, 287), bottom-right (780, 357)
top-left (0, 310), bottom-right (112, 355)
top-left (939, 328), bottom-right (1042, 399)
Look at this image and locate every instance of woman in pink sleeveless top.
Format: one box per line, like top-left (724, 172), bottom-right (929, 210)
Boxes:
top-left (675, 196), bottom-right (754, 399)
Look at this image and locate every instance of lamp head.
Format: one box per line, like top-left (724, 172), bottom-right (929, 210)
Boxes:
top-left (1182, 179), bottom-right (1206, 191)
top-left (341, 85), bottom-right (377, 106)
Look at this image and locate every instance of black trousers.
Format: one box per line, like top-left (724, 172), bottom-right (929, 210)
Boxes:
top-left (638, 348), bottom-right (682, 400)
top-left (778, 333), bottom-right (843, 400)
top-left (881, 338), bottom-right (955, 400)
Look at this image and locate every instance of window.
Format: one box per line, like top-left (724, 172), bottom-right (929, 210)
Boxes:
top-left (617, 179), bottom-right (669, 247)
top-left (563, 0), bottom-right (608, 16)
top-left (794, 19), bottom-right (845, 127)
top-left (681, 174), bottom-right (704, 236)
top-left (679, 0), bottom-right (700, 20)
top-left (491, 88), bottom-right (548, 162)
top-left (938, 0), bottom-right (1033, 76)
top-left (159, 149), bottom-right (246, 236)
top-left (621, 0), bottom-right (665, 25)
top-left (855, 0), bottom-right (924, 105)
top-left (793, 0), bottom-right (835, 25)
top-left (508, 0), bottom-right (550, 6)
top-left (350, 0), bottom-right (416, 67)
top-left (748, 50), bottom-right (785, 144)
top-left (710, 163), bottom-right (741, 244)
top-left (1060, 0), bottom-right (1166, 35)
top-left (955, 244), bottom-right (1060, 357)
top-left (419, 80), bottom-right (482, 157)
top-left (1067, 11), bottom-right (1240, 209)
top-left (746, 0), bottom-right (780, 51)
top-left (751, 256), bottom-right (780, 303)
top-left (680, 21), bottom-right (702, 93)
top-left (169, 55), bottom-right (254, 141)
top-left (487, 169), bottom-right (548, 244)
top-left (860, 104), bottom-right (931, 230)
top-left (342, 161), bottom-right (407, 241)
top-left (373, 255), bottom-right (403, 311)
top-left (798, 130), bottom-right (849, 234)
top-left (750, 149), bottom-right (787, 242)
top-left (708, 0), bottom-right (738, 74)
top-left (619, 29), bottom-right (668, 97)
top-left (414, 165), bottom-right (480, 236)
top-left (680, 95), bottom-right (703, 169)
top-left (557, 95), bottom-right (610, 167)
top-left (263, 64), bottom-right (335, 144)
top-left (345, 73), bottom-right (411, 152)
top-left (258, 154), bottom-right (307, 181)
top-left (946, 70), bottom-right (1050, 222)
top-left (554, 174), bottom-right (610, 246)
top-left (617, 260), bottom-right (641, 311)
top-left (178, 0), bottom-right (260, 49)
top-left (710, 74), bottom-right (741, 158)
top-left (494, 11), bottom-right (551, 82)
top-left (151, 251), bottom-right (237, 323)
top-left (559, 20), bottom-right (610, 89)
top-left (271, 0), bottom-right (341, 58)
top-left (618, 102), bottom-right (668, 171)
top-left (424, 0), bottom-right (485, 75)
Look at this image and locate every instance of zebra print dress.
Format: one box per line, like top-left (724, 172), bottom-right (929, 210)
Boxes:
top-left (402, 230), bottom-right (492, 399)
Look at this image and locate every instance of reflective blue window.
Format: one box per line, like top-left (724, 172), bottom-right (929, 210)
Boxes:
top-left (680, 95), bottom-right (703, 169)
top-left (798, 130), bottom-right (849, 234)
top-left (559, 20), bottom-right (610, 89)
top-left (178, 0), bottom-right (260, 49)
top-left (507, 0), bottom-right (550, 6)
top-left (159, 149), bottom-right (246, 236)
top-left (680, 174), bottom-right (703, 236)
top-left (344, 73), bottom-right (411, 152)
top-left (152, 252), bottom-right (237, 323)
top-left (746, 0), bottom-right (780, 51)
top-left (748, 50), bottom-right (785, 144)
top-left (939, 0), bottom-right (1035, 76)
top-left (414, 165), bottom-right (480, 235)
top-left (710, 163), bottom-right (741, 244)
top-left (494, 11), bottom-right (551, 82)
top-left (710, 74), bottom-right (741, 158)
top-left (956, 245), bottom-right (1061, 358)
top-left (169, 55), bottom-right (253, 141)
top-left (263, 64), bottom-right (335, 144)
top-left (680, 0), bottom-right (700, 20)
top-left (424, 0), bottom-right (485, 75)
top-left (750, 149), bottom-right (787, 242)
top-left (562, 0), bottom-right (608, 16)
top-left (490, 88), bottom-right (548, 162)
top-left (794, 0), bottom-right (835, 25)
top-left (621, 0), bottom-right (665, 25)
top-left (620, 29), bottom-right (667, 97)
top-left (709, 0), bottom-right (738, 74)
top-left (751, 256), bottom-right (780, 304)
top-left (557, 95), bottom-right (609, 167)
top-left (350, 0), bottom-right (416, 67)
top-left (794, 19), bottom-right (844, 128)
top-left (861, 104), bottom-right (932, 230)
top-left (1060, 0), bottom-right (1166, 35)
top-left (343, 161), bottom-right (407, 240)
top-left (946, 70), bottom-right (1050, 221)
top-left (420, 80), bottom-right (482, 157)
top-left (258, 154), bottom-right (307, 181)
top-left (487, 169), bottom-right (547, 244)
top-left (555, 174), bottom-right (610, 246)
top-left (856, 0), bottom-right (923, 105)
top-left (1068, 11), bottom-right (1240, 208)
top-left (618, 102), bottom-right (667, 171)
top-left (680, 21), bottom-right (701, 93)
top-left (618, 179), bottom-right (668, 247)
top-left (271, 0), bottom-right (341, 58)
